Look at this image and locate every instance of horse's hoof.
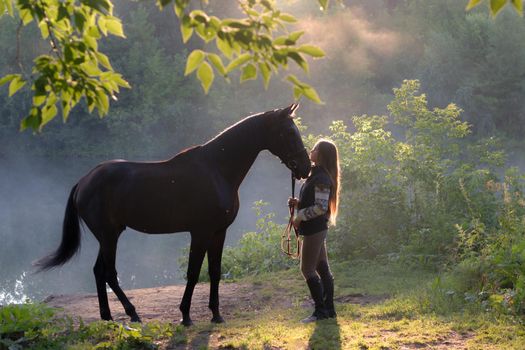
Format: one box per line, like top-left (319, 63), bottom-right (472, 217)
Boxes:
top-left (180, 318), bottom-right (193, 327)
top-left (130, 315), bottom-right (142, 323)
top-left (211, 315), bottom-right (225, 324)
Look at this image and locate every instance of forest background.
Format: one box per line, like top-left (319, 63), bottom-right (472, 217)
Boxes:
top-left (2, 0), bottom-right (525, 321)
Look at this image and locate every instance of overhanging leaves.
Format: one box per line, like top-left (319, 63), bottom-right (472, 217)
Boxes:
top-left (1, 0), bottom-right (329, 131)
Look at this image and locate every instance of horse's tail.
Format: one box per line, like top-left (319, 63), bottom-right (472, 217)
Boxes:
top-left (34, 184), bottom-right (81, 272)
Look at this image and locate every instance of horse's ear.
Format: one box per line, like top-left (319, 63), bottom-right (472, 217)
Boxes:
top-left (283, 103), bottom-right (300, 118)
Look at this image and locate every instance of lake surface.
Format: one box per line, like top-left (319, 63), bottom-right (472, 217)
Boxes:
top-left (0, 152), bottom-right (293, 304)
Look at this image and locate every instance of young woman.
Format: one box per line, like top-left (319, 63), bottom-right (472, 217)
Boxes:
top-left (288, 139), bottom-right (340, 323)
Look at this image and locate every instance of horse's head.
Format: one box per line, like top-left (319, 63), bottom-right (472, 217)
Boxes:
top-left (267, 103), bottom-right (311, 179)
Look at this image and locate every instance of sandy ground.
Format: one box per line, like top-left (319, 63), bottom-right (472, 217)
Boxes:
top-left (44, 282), bottom-right (265, 324)
top-left (43, 284), bottom-right (471, 349)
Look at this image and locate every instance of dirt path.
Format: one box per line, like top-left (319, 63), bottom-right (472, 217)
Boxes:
top-left (44, 282), bottom-right (264, 323)
top-left (44, 284), bottom-right (472, 349)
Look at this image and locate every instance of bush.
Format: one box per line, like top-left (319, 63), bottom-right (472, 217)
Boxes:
top-left (0, 303), bottom-right (175, 349)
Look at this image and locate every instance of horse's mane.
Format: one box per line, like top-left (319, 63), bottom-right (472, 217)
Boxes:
top-left (175, 145), bottom-right (201, 157)
top-left (204, 111), bottom-right (269, 145)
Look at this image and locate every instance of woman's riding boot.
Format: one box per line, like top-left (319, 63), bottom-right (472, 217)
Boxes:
top-left (317, 261), bottom-right (336, 318)
top-left (301, 277), bottom-right (328, 323)
top-left (322, 276), bottom-right (336, 318)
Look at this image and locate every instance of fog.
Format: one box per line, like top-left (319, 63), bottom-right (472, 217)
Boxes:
top-left (0, 143), bottom-right (295, 303)
top-left (3, 0), bottom-right (525, 305)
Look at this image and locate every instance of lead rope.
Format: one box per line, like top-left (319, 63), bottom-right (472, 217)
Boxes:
top-left (281, 172), bottom-right (301, 259)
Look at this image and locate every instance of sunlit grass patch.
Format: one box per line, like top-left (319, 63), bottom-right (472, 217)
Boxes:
top-left (3, 259), bottom-right (525, 349)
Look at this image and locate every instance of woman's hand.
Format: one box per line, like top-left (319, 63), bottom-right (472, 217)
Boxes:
top-left (292, 215), bottom-right (302, 228)
top-left (288, 197), bottom-right (299, 208)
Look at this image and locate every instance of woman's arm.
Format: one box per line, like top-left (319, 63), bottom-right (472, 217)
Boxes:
top-left (295, 184), bottom-right (330, 222)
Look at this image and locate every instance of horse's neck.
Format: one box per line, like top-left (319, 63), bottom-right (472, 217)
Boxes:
top-left (203, 115), bottom-right (268, 189)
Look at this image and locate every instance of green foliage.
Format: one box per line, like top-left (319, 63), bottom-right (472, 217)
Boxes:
top-left (467, 0), bottom-right (523, 16)
top-left (298, 80), bottom-right (509, 276)
top-left (174, 0), bottom-right (325, 103)
top-left (0, 303), bottom-right (54, 334)
top-left (0, 0), bottom-right (326, 131)
top-left (220, 201), bottom-right (299, 278)
top-left (451, 168), bottom-right (525, 315)
top-left (0, 303), bottom-right (177, 349)
top-left (0, 0), bottom-right (129, 131)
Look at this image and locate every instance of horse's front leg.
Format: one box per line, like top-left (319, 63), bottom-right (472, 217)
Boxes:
top-left (179, 234), bottom-right (208, 326)
top-left (208, 228), bottom-right (227, 323)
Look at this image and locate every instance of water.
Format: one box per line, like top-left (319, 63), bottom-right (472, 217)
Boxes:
top-left (0, 152), bottom-right (291, 304)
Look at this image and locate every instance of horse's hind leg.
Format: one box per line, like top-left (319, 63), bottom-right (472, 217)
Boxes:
top-left (179, 234), bottom-right (208, 326)
top-left (100, 235), bottom-right (141, 323)
top-left (207, 228), bottom-right (226, 323)
top-left (93, 251), bottom-right (112, 321)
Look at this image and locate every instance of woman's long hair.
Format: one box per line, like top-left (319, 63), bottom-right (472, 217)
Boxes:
top-left (315, 139), bottom-right (340, 225)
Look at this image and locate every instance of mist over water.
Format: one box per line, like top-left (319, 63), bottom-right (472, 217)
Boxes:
top-left (5, 0), bottom-right (524, 307)
top-left (0, 147), bottom-right (293, 304)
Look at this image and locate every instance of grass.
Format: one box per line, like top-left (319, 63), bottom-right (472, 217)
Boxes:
top-left (1, 259), bottom-right (525, 349)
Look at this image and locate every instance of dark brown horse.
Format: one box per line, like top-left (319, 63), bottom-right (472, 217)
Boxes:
top-left (34, 104), bottom-right (310, 326)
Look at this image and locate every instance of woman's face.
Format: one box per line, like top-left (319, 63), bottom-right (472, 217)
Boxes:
top-left (310, 145), bottom-right (319, 164)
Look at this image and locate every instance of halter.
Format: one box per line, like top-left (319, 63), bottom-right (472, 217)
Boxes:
top-left (281, 171), bottom-right (302, 259)
top-left (282, 147), bottom-right (308, 175)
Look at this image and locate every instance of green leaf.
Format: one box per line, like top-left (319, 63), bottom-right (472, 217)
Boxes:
top-left (98, 16), bottom-right (108, 35)
top-left (62, 100), bottom-right (72, 121)
top-left (207, 53), bottom-right (226, 76)
top-left (82, 0), bottom-right (112, 13)
top-left (105, 17), bottom-right (125, 37)
top-left (33, 95), bottom-right (46, 106)
top-left (57, 4), bottom-right (69, 21)
top-left (216, 37), bottom-right (233, 58)
top-left (225, 53), bottom-right (251, 73)
top-left (9, 75), bottom-right (26, 96)
top-left (74, 10), bottom-right (86, 32)
top-left (19, 8), bottom-right (33, 25)
top-left (258, 62), bottom-right (271, 89)
top-left (273, 35), bottom-right (287, 46)
top-left (240, 63), bottom-right (257, 82)
top-left (157, 0), bottom-right (171, 10)
top-left (297, 45), bottom-right (325, 58)
top-left (0, 74), bottom-right (17, 86)
top-left (279, 12), bottom-right (297, 23)
top-left (293, 86), bottom-right (302, 100)
top-left (511, 0), bottom-right (523, 14)
top-left (5, 0), bottom-right (13, 16)
top-left (112, 74), bottom-right (130, 88)
top-left (185, 49), bottom-right (206, 75)
top-left (286, 74), bottom-right (323, 104)
top-left (96, 89), bottom-right (109, 116)
top-left (288, 51), bottom-right (309, 73)
top-left (174, 3), bottom-right (183, 17)
top-left (288, 31), bottom-right (304, 44)
top-left (318, 0), bottom-right (329, 11)
top-left (197, 61), bottom-right (214, 93)
top-left (466, 0), bottom-right (484, 10)
top-left (81, 60), bottom-right (102, 76)
top-left (490, 0), bottom-right (507, 15)
top-left (0, 0), bottom-right (6, 17)
top-left (95, 52), bottom-right (112, 70)
top-left (20, 108), bottom-right (42, 131)
top-left (190, 9), bottom-right (209, 24)
top-left (41, 103), bottom-right (58, 129)
top-left (302, 85), bottom-right (323, 104)
top-left (260, 0), bottom-right (273, 11)
top-left (195, 22), bottom-right (215, 42)
top-left (180, 14), bottom-right (193, 43)
top-left (286, 74), bottom-right (303, 88)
